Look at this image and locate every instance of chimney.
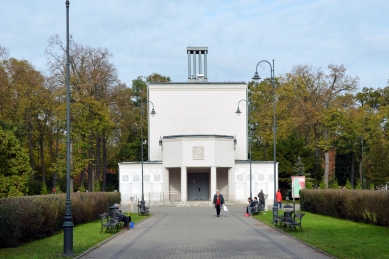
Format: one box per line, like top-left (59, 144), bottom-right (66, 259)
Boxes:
top-left (187, 47), bottom-right (208, 82)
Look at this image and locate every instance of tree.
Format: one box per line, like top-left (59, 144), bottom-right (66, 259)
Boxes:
top-left (0, 127), bottom-right (31, 197)
top-left (282, 64), bottom-right (358, 187)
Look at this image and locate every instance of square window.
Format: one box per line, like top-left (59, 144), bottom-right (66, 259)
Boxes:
top-left (122, 175), bottom-right (129, 182)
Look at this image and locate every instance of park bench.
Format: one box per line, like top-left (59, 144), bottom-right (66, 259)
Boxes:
top-left (98, 212), bottom-right (119, 233)
top-left (251, 204), bottom-right (263, 215)
top-left (108, 205), bottom-right (125, 231)
top-left (279, 212), bottom-right (305, 232)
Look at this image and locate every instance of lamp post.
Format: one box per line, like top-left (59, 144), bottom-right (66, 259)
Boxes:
top-left (252, 59), bottom-right (278, 224)
top-left (235, 99), bottom-right (252, 200)
top-left (63, 0), bottom-right (74, 256)
top-left (140, 100), bottom-right (156, 214)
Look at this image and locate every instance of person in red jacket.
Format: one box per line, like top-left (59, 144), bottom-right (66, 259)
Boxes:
top-left (276, 189), bottom-right (282, 209)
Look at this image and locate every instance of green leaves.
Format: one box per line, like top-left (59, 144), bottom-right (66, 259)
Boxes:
top-left (0, 128), bottom-right (31, 197)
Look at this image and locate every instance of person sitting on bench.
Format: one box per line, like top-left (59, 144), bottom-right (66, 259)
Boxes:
top-left (112, 204), bottom-right (131, 230)
top-left (246, 197), bottom-right (255, 217)
top-left (253, 197), bottom-right (259, 207)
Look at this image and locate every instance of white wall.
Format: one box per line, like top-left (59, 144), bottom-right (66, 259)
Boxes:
top-left (119, 162), bottom-right (163, 204)
top-left (234, 161), bottom-right (278, 210)
top-left (162, 136), bottom-right (235, 168)
top-left (148, 83), bottom-right (247, 161)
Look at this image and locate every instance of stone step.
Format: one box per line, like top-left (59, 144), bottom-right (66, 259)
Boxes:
top-left (149, 200), bottom-right (247, 207)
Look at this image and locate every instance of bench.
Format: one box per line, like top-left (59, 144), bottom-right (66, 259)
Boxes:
top-left (275, 211), bottom-right (293, 226)
top-left (282, 212), bottom-right (305, 232)
top-left (98, 212), bottom-right (119, 233)
top-left (251, 204), bottom-right (263, 215)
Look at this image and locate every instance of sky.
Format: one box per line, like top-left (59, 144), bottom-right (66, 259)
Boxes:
top-left (1, 0), bottom-right (388, 89)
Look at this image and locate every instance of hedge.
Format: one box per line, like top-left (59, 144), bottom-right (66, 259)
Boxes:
top-left (300, 189), bottom-right (389, 226)
top-left (0, 192), bottom-right (120, 247)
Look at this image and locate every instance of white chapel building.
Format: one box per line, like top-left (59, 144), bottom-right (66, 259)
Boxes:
top-left (118, 47), bottom-right (278, 209)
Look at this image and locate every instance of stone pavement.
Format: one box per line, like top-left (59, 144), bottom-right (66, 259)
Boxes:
top-left (77, 206), bottom-right (334, 259)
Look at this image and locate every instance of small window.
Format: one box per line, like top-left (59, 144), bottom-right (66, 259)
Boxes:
top-left (133, 175), bottom-right (140, 182)
top-left (154, 175), bottom-right (161, 181)
top-left (122, 175), bottom-right (129, 182)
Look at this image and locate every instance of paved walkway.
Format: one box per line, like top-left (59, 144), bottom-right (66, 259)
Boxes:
top-left (78, 206), bottom-right (334, 259)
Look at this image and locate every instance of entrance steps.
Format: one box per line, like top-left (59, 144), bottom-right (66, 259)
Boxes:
top-left (153, 200), bottom-right (247, 207)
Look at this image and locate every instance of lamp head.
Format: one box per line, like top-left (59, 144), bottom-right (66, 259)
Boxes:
top-left (235, 107), bottom-right (242, 116)
top-left (150, 108), bottom-right (156, 117)
top-left (252, 71), bottom-right (261, 83)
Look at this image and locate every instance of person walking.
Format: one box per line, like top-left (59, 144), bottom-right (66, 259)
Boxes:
top-left (213, 189), bottom-right (224, 217)
top-left (276, 189), bottom-right (282, 209)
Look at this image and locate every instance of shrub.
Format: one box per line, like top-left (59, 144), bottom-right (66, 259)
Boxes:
top-left (0, 192), bottom-right (120, 247)
top-left (300, 189), bottom-right (389, 227)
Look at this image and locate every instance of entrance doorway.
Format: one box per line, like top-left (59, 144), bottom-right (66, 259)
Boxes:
top-left (188, 173), bottom-right (209, 200)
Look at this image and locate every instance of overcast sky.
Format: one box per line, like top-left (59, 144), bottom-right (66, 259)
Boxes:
top-left (1, 0), bottom-right (388, 89)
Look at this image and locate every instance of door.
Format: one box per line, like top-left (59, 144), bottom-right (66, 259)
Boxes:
top-left (188, 173), bottom-right (209, 200)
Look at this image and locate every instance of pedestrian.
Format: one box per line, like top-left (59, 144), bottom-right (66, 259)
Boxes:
top-left (213, 189), bottom-right (224, 217)
top-left (276, 189), bottom-right (282, 209)
top-left (257, 189), bottom-right (265, 210)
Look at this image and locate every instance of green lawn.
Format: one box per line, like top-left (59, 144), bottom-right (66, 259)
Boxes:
top-left (0, 213), bottom-right (149, 259)
top-left (254, 210), bottom-right (389, 259)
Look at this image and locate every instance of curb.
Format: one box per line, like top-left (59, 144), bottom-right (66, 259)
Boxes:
top-left (73, 214), bottom-right (153, 259)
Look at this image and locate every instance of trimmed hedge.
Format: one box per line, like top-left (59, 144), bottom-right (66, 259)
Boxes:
top-left (300, 189), bottom-right (389, 226)
top-left (0, 192), bottom-right (120, 247)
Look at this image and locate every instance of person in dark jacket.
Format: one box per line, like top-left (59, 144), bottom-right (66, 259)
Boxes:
top-left (257, 189), bottom-right (265, 210)
top-left (212, 189), bottom-right (224, 217)
top-left (112, 204), bottom-right (131, 230)
top-left (246, 197), bottom-right (255, 217)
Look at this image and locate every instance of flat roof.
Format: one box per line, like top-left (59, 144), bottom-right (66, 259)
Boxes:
top-left (163, 134), bottom-right (234, 139)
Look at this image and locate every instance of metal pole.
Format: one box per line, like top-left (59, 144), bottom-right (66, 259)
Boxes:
top-left (272, 59), bottom-right (278, 224)
top-left (141, 101), bottom-right (145, 212)
top-left (249, 101), bottom-right (252, 200)
top-left (63, 0), bottom-right (74, 256)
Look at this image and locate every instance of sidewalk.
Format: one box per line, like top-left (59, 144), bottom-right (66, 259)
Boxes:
top-left (78, 206), bottom-right (334, 259)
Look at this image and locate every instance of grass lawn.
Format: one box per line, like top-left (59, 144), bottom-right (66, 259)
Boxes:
top-left (254, 210), bottom-right (389, 259)
top-left (0, 213), bottom-right (149, 259)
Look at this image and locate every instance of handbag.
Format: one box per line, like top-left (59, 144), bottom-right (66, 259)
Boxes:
top-left (223, 205), bottom-right (228, 212)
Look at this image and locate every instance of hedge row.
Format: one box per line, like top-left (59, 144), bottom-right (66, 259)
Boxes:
top-left (300, 189), bottom-right (389, 226)
top-left (0, 192), bottom-right (120, 247)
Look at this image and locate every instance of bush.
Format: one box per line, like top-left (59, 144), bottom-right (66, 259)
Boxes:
top-left (0, 192), bottom-right (120, 247)
top-left (300, 189), bottom-right (389, 227)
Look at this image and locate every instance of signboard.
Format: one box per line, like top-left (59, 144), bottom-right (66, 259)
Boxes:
top-left (291, 176), bottom-right (305, 198)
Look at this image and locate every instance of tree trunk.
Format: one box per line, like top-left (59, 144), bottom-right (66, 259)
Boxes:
top-left (102, 135), bottom-right (107, 192)
top-left (95, 135), bottom-right (101, 186)
top-left (323, 128), bottom-right (329, 188)
top-left (324, 151), bottom-right (329, 188)
top-left (80, 168), bottom-right (85, 190)
top-left (39, 134), bottom-right (46, 188)
top-left (351, 154), bottom-right (355, 189)
top-left (88, 135), bottom-right (93, 192)
top-left (314, 124), bottom-right (321, 184)
top-left (28, 120), bottom-right (35, 171)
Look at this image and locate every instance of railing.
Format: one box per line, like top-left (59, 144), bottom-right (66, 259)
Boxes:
top-left (121, 191), bottom-right (180, 206)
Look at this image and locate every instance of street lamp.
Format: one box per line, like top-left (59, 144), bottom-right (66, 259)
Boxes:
top-left (139, 100), bottom-right (156, 214)
top-left (235, 99), bottom-right (253, 200)
top-left (252, 59), bottom-right (278, 224)
top-left (63, 0), bottom-right (74, 256)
